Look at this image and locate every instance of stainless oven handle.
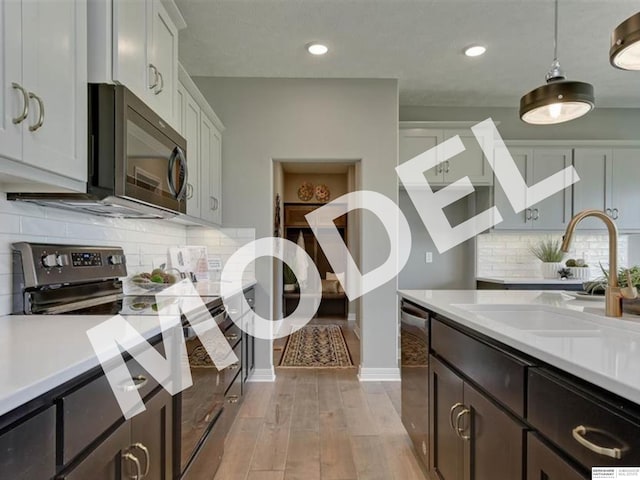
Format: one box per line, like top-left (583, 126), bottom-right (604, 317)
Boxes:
top-left (167, 147), bottom-right (179, 198)
top-left (175, 147), bottom-right (188, 201)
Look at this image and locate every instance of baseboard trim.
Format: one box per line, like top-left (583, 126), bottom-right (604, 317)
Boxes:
top-left (357, 367), bottom-right (401, 382)
top-left (247, 368), bottom-right (276, 382)
top-left (347, 313), bottom-right (356, 322)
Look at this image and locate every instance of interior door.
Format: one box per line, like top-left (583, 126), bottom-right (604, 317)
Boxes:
top-left (429, 355), bottom-right (464, 480)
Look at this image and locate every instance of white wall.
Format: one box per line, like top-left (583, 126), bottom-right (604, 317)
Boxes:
top-left (194, 77), bottom-right (400, 380)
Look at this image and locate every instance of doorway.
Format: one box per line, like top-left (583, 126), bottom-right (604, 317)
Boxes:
top-left (272, 160), bottom-right (361, 369)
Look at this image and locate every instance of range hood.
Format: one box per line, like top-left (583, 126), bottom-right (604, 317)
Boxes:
top-left (6, 193), bottom-right (176, 219)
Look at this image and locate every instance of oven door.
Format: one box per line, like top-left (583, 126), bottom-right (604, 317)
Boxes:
top-left (118, 88), bottom-right (188, 214)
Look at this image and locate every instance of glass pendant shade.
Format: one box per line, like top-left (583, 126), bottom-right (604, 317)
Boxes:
top-left (610, 12), bottom-right (640, 70)
top-left (519, 80), bottom-right (595, 125)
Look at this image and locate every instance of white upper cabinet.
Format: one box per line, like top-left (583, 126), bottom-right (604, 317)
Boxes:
top-left (493, 146), bottom-right (573, 230)
top-left (0, 0), bottom-right (87, 190)
top-left (398, 124), bottom-right (493, 187)
top-left (89, 0), bottom-right (184, 128)
top-left (572, 147), bottom-right (640, 232)
top-left (176, 82), bottom-right (202, 218)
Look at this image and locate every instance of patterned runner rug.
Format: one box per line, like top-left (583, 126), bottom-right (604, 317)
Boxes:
top-left (279, 324), bottom-right (354, 368)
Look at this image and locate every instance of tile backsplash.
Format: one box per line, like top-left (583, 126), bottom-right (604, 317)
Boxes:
top-left (0, 195), bottom-right (255, 316)
top-left (477, 232), bottom-right (629, 280)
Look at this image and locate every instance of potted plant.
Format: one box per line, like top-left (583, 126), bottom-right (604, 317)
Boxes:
top-left (565, 258), bottom-right (590, 281)
top-left (529, 239), bottom-right (565, 279)
top-left (584, 265), bottom-right (640, 314)
top-left (283, 263), bottom-right (298, 292)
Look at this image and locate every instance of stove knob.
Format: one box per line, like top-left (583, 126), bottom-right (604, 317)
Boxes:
top-left (108, 254), bottom-right (124, 265)
top-left (41, 254), bottom-right (58, 268)
top-left (56, 254), bottom-right (70, 267)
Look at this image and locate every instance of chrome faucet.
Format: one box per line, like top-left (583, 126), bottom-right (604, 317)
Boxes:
top-left (561, 209), bottom-right (636, 317)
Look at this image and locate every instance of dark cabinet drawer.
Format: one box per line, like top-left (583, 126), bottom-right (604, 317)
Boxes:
top-left (224, 321), bottom-right (242, 348)
top-left (528, 369), bottom-right (640, 469)
top-left (61, 354), bottom-right (159, 465)
top-left (0, 406), bottom-right (56, 480)
top-left (527, 433), bottom-right (588, 480)
top-left (431, 318), bottom-right (528, 416)
top-left (181, 413), bottom-right (225, 480)
top-left (220, 340), bottom-right (242, 394)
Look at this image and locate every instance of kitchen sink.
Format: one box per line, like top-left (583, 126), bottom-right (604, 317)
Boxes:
top-left (451, 304), bottom-right (603, 336)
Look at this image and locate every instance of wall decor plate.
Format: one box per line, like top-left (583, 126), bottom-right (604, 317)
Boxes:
top-left (297, 182), bottom-right (314, 201)
top-left (315, 184), bottom-right (330, 202)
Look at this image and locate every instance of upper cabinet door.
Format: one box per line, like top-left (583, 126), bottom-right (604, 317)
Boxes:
top-left (112, 0), bottom-right (149, 101)
top-left (529, 148), bottom-right (573, 230)
top-left (611, 148), bottom-right (640, 231)
top-left (21, 0), bottom-right (87, 182)
top-left (148, 0), bottom-right (178, 123)
top-left (399, 128), bottom-right (443, 185)
top-left (0, 0), bottom-right (23, 162)
top-left (443, 129), bottom-right (493, 186)
top-left (493, 147), bottom-right (531, 230)
top-left (183, 88), bottom-right (201, 218)
top-left (572, 148), bottom-right (612, 230)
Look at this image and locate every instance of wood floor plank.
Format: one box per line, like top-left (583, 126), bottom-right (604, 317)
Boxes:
top-left (214, 418), bottom-right (262, 480)
top-left (383, 434), bottom-right (429, 480)
top-left (290, 375), bottom-right (319, 432)
top-left (319, 411), bottom-right (357, 479)
top-left (240, 382), bottom-right (275, 418)
top-left (350, 435), bottom-right (394, 480)
top-left (337, 376), bottom-right (379, 436)
top-left (284, 430), bottom-right (321, 480)
top-left (247, 471), bottom-right (285, 480)
top-left (251, 421), bottom-right (290, 471)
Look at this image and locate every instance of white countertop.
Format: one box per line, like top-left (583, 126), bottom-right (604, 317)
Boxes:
top-left (398, 289), bottom-right (640, 405)
top-left (0, 279), bottom-right (257, 418)
top-left (476, 276), bottom-right (585, 285)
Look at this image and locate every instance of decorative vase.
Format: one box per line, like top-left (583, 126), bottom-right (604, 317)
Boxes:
top-left (541, 262), bottom-right (562, 279)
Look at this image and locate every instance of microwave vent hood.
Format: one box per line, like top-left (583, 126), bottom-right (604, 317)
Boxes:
top-left (7, 84), bottom-right (187, 219)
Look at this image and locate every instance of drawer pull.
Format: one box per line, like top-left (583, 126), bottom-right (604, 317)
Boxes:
top-left (449, 402), bottom-right (465, 431)
top-left (122, 452), bottom-right (142, 480)
top-left (118, 375), bottom-right (149, 392)
top-left (572, 425), bottom-right (627, 459)
top-left (227, 363), bottom-right (239, 371)
top-left (455, 408), bottom-right (471, 441)
top-left (227, 395), bottom-right (240, 404)
top-left (226, 333), bottom-right (239, 341)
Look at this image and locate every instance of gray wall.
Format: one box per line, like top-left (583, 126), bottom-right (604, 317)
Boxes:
top-left (400, 106), bottom-right (640, 140)
top-left (194, 77), bottom-right (399, 377)
top-left (398, 189), bottom-right (476, 290)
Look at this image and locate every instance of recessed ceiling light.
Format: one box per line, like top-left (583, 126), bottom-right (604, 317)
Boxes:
top-left (464, 45), bottom-right (486, 57)
top-left (307, 43), bottom-right (328, 56)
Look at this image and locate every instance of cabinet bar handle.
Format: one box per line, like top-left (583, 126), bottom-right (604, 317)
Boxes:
top-left (186, 183), bottom-right (194, 200)
top-left (455, 408), bottom-right (471, 440)
top-left (449, 402), bottom-right (465, 431)
top-left (28, 92), bottom-right (44, 131)
top-left (227, 394), bottom-right (240, 404)
top-left (572, 425), bottom-right (627, 459)
top-left (11, 82), bottom-right (29, 124)
top-left (130, 443), bottom-right (150, 478)
top-left (155, 71), bottom-right (164, 95)
top-left (122, 452), bottom-right (142, 480)
top-left (226, 333), bottom-right (239, 341)
top-left (525, 208), bottom-right (532, 221)
top-left (612, 208), bottom-right (619, 220)
top-left (532, 208), bottom-right (540, 220)
top-left (148, 64), bottom-right (159, 90)
top-left (118, 375), bottom-right (148, 392)
top-left (227, 362), bottom-right (239, 370)
top-left (444, 160), bottom-right (450, 173)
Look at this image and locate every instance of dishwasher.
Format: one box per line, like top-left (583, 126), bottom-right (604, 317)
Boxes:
top-left (400, 299), bottom-right (429, 474)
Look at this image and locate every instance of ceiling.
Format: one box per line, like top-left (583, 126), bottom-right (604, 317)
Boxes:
top-left (176, 0), bottom-right (640, 108)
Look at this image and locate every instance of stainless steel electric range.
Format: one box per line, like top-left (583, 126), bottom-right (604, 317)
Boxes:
top-left (12, 242), bottom-right (238, 479)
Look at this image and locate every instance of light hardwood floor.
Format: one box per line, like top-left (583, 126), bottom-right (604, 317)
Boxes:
top-left (214, 319), bottom-right (428, 480)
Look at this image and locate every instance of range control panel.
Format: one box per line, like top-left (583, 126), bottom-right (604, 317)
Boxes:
top-left (13, 242), bottom-right (128, 288)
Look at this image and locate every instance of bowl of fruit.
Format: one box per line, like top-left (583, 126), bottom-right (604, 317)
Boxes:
top-left (130, 269), bottom-right (179, 292)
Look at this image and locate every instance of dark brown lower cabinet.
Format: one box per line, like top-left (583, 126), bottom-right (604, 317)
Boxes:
top-left (429, 355), bottom-right (526, 480)
top-left (527, 433), bottom-right (588, 480)
top-left (58, 388), bottom-right (173, 479)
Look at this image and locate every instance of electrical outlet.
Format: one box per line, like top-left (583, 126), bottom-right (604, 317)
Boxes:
top-left (425, 252), bottom-right (433, 263)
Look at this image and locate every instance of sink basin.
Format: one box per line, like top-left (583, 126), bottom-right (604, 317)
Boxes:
top-left (452, 304), bottom-right (602, 337)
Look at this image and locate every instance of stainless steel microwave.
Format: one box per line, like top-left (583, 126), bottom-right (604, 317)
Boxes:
top-left (8, 84), bottom-right (188, 218)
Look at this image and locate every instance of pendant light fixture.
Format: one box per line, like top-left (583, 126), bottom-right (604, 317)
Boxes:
top-left (610, 12), bottom-right (640, 70)
top-left (519, 0), bottom-right (595, 125)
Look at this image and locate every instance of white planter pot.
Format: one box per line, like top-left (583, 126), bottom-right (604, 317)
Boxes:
top-left (569, 267), bottom-right (590, 281)
top-left (540, 262), bottom-right (563, 279)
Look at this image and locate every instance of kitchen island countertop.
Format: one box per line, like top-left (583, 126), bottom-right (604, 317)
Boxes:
top-left (399, 289), bottom-right (640, 404)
